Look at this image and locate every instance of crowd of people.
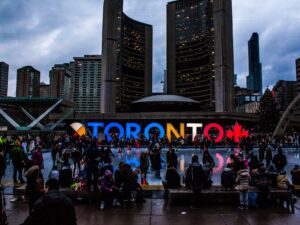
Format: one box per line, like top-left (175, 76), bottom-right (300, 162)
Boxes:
top-left (0, 132), bottom-right (299, 224)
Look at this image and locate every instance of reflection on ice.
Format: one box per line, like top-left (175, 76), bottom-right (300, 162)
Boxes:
top-left (110, 147), bottom-right (300, 185)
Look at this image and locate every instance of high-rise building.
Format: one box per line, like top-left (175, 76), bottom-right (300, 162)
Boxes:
top-left (163, 70), bottom-right (167, 93)
top-left (0, 62), bottom-right (9, 97)
top-left (49, 64), bottom-right (72, 101)
top-left (39, 82), bottom-right (50, 97)
top-left (272, 80), bottom-right (297, 111)
top-left (16, 66), bottom-right (40, 97)
top-left (167, 0), bottom-right (234, 112)
top-left (296, 58), bottom-right (300, 93)
top-left (234, 74), bottom-right (237, 86)
top-left (101, 0), bottom-right (153, 113)
top-left (73, 55), bottom-right (101, 113)
top-left (246, 33), bottom-right (262, 95)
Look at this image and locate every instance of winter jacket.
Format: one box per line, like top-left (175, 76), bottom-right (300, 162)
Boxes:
top-left (277, 174), bottom-right (288, 190)
top-left (100, 177), bottom-right (114, 193)
top-left (221, 168), bottom-right (235, 189)
top-left (272, 154), bottom-right (287, 171)
top-left (24, 165), bottom-right (44, 198)
top-left (23, 190), bottom-right (77, 225)
top-left (185, 162), bottom-right (205, 190)
top-left (254, 171), bottom-right (270, 190)
top-left (11, 146), bottom-right (24, 167)
top-left (235, 169), bottom-right (250, 191)
top-left (32, 150), bottom-right (44, 169)
top-left (164, 168), bottom-right (181, 189)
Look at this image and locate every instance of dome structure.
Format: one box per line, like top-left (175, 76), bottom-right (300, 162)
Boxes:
top-left (131, 94), bottom-right (200, 112)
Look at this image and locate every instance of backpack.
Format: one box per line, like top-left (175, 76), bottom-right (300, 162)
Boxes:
top-left (191, 165), bottom-right (204, 190)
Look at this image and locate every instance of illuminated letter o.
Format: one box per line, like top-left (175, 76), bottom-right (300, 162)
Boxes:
top-left (104, 122), bottom-right (125, 142)
top-left (203, 123), bottom-right (224, 143)
top-left (144, 123), bottom-right (165, 140)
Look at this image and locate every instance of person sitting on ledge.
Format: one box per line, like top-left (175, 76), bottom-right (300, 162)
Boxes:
top-left (277, 170), bottom-right (295, 194)
top-left (185, 155), bottom-right (205, 208)
top-left (162, 165), bottom-right (181, 191)
top-left (291, 165), bottom-right (300, 185)
top-left (21, 179), bottom-right (77, 225)
top-left (221, 163), bottom-right (235, 190)
top-left (253, 165), bottom-right (270, 207)
top-left (99, 170), bottom-right (120, 210)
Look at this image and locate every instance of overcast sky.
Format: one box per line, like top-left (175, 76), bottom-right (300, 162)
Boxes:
top-left (0, 0), bottom-right (300, 97)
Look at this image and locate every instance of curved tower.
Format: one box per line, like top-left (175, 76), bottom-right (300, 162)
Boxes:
top-left (167, 0), bottom-right (234, 112)
top-left (101, 0), bottom-right (153, 113)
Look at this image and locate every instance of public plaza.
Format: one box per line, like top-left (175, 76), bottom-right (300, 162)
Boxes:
top-left (1, 0), bottom-right (300, 224)
top-left (2, 147), bottom-right (300, 225)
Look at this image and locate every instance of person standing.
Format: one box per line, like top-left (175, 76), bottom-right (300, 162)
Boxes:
top-left (0, 149), bottom-right (6, 184)
top-left (236, 168), bottom-right (250, 210)
top-left (83, 142), bottom-right (100, 192)
top-left (166, 148), bottom-right (178, 169)
top-left (185, 155), bottom-right (205, 208)
top-left (140, 152), bottom-right (149, 185)
top-left (11, 140), bottom-right (25, 184)
top-left (151, 144), bottom-right (162, 179)
top-left (272, 147), bottom-right (287, 173)
top-left (265, 145), bottom-right (273, 168)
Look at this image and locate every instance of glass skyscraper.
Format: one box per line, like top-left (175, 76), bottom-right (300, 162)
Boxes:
top-left (247, 33), bottom-right (262, 95)
top-left (0, 62), bottom-right (8, 97)
top-left (296, 58), bottom-right (300, 93)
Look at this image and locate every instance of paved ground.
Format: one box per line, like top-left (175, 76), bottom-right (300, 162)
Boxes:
top-left (5, 198), bottom-right (300, 225)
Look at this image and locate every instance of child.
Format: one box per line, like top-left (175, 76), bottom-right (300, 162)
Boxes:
top-left (99, 170), bottom-right (120, 210)
top-left (236, 168), bottom-right (250, 210)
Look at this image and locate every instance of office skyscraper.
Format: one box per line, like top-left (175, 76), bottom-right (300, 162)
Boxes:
top-left (296, 58), bottom-right (300, 93)
top-left (16, 66), bottom-right (40, 97)
top-left (73, 55), bottom-right (101, 113)
top-left (246, 33), bottom-right (262, 94)
top-left (167, 0), bottom-right (234, 112)
top-left (0, 62), bottom-right (9, 97)
top-left (101, 0), bottom-right (153, 113)
top-left (49, 64), bottom-right (72, 101)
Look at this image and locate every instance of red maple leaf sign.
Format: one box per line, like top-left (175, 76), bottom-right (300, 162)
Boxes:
top-left (226, 122), bottom-right (249, 143)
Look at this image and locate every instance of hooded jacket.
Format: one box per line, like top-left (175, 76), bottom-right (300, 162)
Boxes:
top-left (23, 190), bottom-right (77, 225)
top-left (277, 174), bottom-right (288, 190)
top-left (235, 169), bottom-right (250, 191)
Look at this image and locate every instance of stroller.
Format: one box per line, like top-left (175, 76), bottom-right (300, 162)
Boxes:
top-left (0, 185), bottom-right (7, 225)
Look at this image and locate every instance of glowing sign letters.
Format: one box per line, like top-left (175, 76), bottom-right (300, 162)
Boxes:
top-left (86, 122), bottom-right (249, 142)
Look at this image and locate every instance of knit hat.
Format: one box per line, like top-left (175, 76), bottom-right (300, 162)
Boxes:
top-left (105, 170), bottom-right (112, 177)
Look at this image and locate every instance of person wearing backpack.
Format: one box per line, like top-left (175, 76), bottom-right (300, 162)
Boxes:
top-left (221, 163), bottom-right (235, 190)
top-left (185, 155), bottom-right (205, 207)
top-left (253, 166), bottom-right (270, 207)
